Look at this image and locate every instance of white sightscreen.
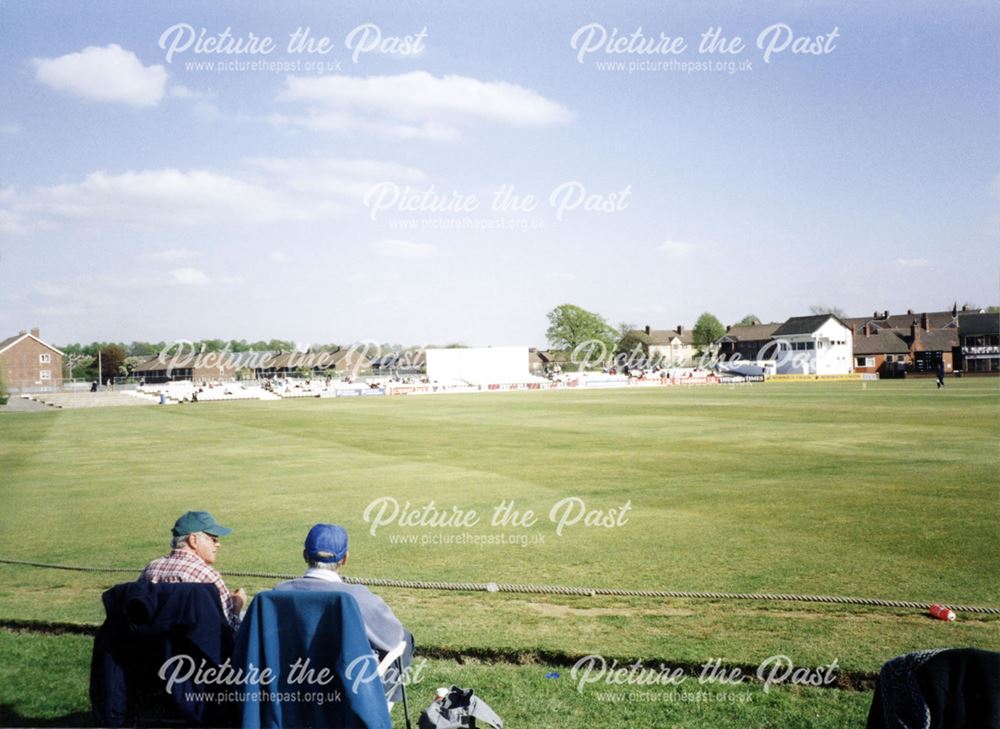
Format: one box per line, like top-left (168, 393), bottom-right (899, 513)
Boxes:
top-left (426, 347), bottom-right (529, 384)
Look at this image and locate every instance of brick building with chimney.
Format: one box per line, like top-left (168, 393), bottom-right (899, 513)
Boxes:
top-left (0, 328), bottom-right (64, 392)
top-left (845, 306), bottom-right (976, 375)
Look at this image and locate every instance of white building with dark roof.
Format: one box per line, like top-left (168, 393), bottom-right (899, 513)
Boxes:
top-left (771, 315), bottom-right (853, 375)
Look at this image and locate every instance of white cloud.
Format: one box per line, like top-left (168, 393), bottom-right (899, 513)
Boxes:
top-left (894, 258), bottom-right (931, 268)
top-left (33, 44), bottom-right (167, 108)
top-left (372, 239), bottom-right (436, 259)
top-left (169, 84), bottom-right (221, 119)
top-left (245, 157), bottom-right (426, 202)
top-left (0, 157), bottom-right (428, 234)
top-left (657, 240), bottom-right (696, 258)
top-left (0, 123), bottom-right (20, 135)
top-left (275, 71), bottom-right (573, 141)
top-left (171, 268), bottom-right (210, 285)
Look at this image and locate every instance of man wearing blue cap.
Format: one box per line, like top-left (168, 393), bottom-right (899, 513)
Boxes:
top-left (138, 510), bottom-right (247, 631)
top-left (274, 524), bottom-right (410, 657)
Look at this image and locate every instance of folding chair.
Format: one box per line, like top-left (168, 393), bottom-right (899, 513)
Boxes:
top-left (234, 590), bottom-right (407, 728)
top-left (378, 638), bottom-right (412, 727)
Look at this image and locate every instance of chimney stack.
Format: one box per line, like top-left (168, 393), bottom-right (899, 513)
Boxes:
top-left (726, 325), bottom-right (732, 333)
top-left (921, 313), bottom-right (930, 331)
top-left (883, 310), bottom-right (890, 319)
top-left (644, 325), bottom-right (651, 335)
top-left (952, 302), bottom-right (958, 316)
top-left (910, 322), bottom-right (920, 345)
top-left (873, 310), bottom-right (878, 318)
top-left (863, 323), bottom-right (871, 337)
top-left (30, 327), bottom-right (39, 338)
top-left (962, 304), bottom-right (970, 312)
top-left (850, 323), bottom-right (856, 335)
top-left (907, 309), bottom-right (913, 316)
top-left (675, 325), bottom-right (683, 335)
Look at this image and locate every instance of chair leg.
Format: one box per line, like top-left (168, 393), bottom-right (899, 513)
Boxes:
top-left (397, 657), bottom-right (412, 729)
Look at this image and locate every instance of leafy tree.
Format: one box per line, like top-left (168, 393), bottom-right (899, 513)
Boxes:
top-left (197, 339), bottom-right (228, 353)
top-left (128, 341), bottom-right (158, 357)
top-left (693, 312), bottom-right (725, 354)
top-left (735, 315), bottom-right (760, 326)
top-left (545, 304), bottom-right (618, 356)
top-left (616, 329), bottom-right (652, 355)
top-left (64, 353), bottom-right (95, 380)
top-left (0, 368), bottom-right (8, 405)
top-left (986, 305), bottom-right (1000, 314)
top-left (98, 345), bottom-right (128, 382)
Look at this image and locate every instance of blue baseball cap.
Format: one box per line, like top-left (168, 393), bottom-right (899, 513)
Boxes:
top-left (172, 510), bottom-right (232, 538)
top-left (305, 523), bottom-right (349, 563)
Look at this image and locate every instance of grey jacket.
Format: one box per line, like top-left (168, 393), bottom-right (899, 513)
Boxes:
top-left (273, 569), bottom-right (405, 653)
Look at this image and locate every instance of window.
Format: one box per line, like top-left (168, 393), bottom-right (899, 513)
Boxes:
top-left (39, 353), bottom-right (51, 364)
top-left (40, 370), bottom-right (51, 380)
top-left (855, 357), bottom-right (870, 368)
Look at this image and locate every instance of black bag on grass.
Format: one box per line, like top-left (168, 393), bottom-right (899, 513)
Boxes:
top-left (418, 686), bottom-right (503, 728)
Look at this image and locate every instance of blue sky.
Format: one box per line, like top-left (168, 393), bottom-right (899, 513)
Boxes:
top-left (1, 0), bottom-right (997, 347)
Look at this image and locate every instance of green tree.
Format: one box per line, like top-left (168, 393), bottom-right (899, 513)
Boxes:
top-left (546, 304), bottom-right (617, 369)
top-left (693, 312), bottom-right (725, 354)
top-left (735, 315), bottom-right (760, 326)
top-left (0, 368), bottom-right (8, 405)
top-left (128, 341), bottom-right (158, 357)
top-left (616, 329), bottom-right (653, 360)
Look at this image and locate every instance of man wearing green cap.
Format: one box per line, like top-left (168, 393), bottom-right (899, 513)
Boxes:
top-left (138, 510), bottom-right (247, 630)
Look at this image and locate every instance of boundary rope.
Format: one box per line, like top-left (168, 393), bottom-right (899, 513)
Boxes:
top-left (2, 558), bottom-right (998, 615)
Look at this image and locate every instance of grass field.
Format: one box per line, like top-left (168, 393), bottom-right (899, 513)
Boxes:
top-left (1, 379), bottom-right (998, 726)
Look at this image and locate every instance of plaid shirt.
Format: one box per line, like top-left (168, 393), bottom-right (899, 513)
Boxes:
top-left (138, 549), bottom-right (240, 630)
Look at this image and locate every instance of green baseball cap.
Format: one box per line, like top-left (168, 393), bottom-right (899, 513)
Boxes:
top-left (171, 510), bottom-right (233, 538)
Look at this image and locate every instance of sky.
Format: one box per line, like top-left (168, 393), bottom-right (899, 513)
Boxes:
top-left (1, 0), bottom-right (998, 348)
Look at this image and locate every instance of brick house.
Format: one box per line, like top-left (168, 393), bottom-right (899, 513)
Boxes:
top-left (0, 328), bottom-right (64, 392)
top-left (850, 325), bottom-right (910, 377)
top-left (846, 307), bottom-right (970, 375)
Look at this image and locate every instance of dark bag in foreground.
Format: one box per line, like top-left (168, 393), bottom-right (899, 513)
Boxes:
top-left (418, 686), bottom-right (503, 728)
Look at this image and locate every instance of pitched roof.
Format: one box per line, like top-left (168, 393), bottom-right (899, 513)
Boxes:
top-left (719, 322), bottom-right (781, 342)
top-left (853, 331), bottom-right (910, 355)
top-left (639, 328), bottom-right (695, 346)
top-left (772, 315), bottom-right (848, 337)
top-left (847, 310), bottom-right (960, 333)
top-left (0, 333), bottom-right (23, 353)
top-left (912, 330), bottom-right (959, 351)
top-left (958, 312), bottom-right (1000, 338)
top-left (0, 332), bottom-right (65, 357)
